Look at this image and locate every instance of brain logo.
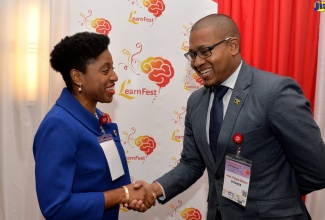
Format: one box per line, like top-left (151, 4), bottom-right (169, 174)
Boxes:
top-left (181, 208), bottom-right (202, 220)
top-left (192, 72), bottom-right (203, 85)
top-left (134, 135), bottom-right (156, 156)
top-left (143, 0), bottom-right (165, 17)
top-left (91, 18), bottom-right (112, 35)
top-left (140, 57), bottom-right (174, 88)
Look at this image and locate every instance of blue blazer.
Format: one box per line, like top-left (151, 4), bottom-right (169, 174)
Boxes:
top-left (33, 88), bottom-right (130, 220)
top-left (156, 61), bottom-right (325, 219)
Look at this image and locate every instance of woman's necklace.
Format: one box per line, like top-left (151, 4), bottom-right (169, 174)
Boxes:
top-left (94, 112), bottom-right (105, 134)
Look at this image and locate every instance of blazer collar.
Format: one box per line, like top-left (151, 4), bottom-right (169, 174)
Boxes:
top-left (55, 88), bottom-right (103, 135)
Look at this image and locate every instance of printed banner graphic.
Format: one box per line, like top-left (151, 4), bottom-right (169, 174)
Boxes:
top-left (70, 0), bottom-right (217, 219)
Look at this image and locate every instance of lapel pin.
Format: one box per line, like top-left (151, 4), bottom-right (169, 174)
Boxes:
top-left (233, 133), bottom-right (243, 157)
top-left (234, 98), bottom-right (241, 105)
top-left (233, 133), bottom-right (243, 145)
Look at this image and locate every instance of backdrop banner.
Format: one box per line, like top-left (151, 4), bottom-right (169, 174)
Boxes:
top-left (70, 1), bottom-right (217, 219)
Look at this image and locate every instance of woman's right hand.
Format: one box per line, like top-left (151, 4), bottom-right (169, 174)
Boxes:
top-left (123, 182), bottom-right (156, 212)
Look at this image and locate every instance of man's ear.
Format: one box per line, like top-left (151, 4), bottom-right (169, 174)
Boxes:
top-left (229, 37), bottom-right (240, 55)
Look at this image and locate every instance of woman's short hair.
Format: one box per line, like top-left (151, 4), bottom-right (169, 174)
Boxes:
top-left (50, 32), bottom-right (110, 91)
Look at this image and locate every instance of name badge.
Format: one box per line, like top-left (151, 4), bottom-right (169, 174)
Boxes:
top-left (222, 154), bottom-right (252, 206)
top-left (98, 134), bottom-right (124, 181)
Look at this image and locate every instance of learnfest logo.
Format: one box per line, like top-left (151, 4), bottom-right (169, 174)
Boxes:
top-left (128, 0), bottom-right (166, 26)
top-left (168, 200), bottom-right (202, 220)
top-left (171, 106), bottom-right (186, 143)
top-left (122, 127), bottom-right (157, 163)
top-left (118, 43), bottom-right (175, 101)
top-left (169, 105), bottom-right (185, 168)
top-left (314, 1), bottom-right (325, 11)
top-left (180, 21), bottom-right (203, 91)
top-left (78, 10), bottom-right (112, 35)
top-left (184, 68), bottom-right (203, 91)
top-left (180, 21), bottom-right (193, 52)
top-left (169, 155), bottom-right (180, 169)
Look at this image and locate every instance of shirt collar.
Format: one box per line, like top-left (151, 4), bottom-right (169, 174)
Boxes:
top-left (221, 60), bottom-right (242, 90)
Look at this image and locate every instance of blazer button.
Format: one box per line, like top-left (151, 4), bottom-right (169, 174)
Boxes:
top-left (214, 175), bottom-right (219, 180)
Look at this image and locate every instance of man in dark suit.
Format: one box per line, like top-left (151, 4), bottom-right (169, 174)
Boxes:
top-left (130, 14), bottom-right (325, 219)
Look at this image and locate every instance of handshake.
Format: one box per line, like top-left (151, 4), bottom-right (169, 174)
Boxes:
top-left (121, 180), bottom-right (162, 212)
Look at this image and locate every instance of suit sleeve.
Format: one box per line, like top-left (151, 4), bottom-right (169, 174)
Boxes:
top-left (268, 77), bottom-right (325, 195)
top-left (155, 93), bottom-right (206, 203)
top-left (33, 116), bottom-right (104, 220)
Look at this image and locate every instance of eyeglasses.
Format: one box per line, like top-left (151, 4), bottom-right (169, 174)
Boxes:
top-left (184, 37), bottom-right (233, 62)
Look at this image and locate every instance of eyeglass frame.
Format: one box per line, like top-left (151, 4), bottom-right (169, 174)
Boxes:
top-left (184, 37), bottom-right (233, 62)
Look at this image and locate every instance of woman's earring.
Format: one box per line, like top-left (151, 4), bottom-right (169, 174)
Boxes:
top-left (78, 84), bottom-right (82, 93)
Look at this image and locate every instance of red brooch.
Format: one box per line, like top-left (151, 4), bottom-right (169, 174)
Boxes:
top-left (233, 133), bottom-right (243, 145)
top-left (100, 112), bottom-right (112, 125)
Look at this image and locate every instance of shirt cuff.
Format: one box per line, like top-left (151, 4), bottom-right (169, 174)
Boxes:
top-left (153, 181), bottom-right (166, 200)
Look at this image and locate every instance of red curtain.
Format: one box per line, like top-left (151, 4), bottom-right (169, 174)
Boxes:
top-left (217, 0), bottom-right (320, 110)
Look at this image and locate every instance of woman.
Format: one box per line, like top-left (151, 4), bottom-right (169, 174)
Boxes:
top-left (33, 32), bottom-right (154, 220)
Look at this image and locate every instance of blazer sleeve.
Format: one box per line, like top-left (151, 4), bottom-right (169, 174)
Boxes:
top-left (267, 77), bottom-right (325, 195)
top-left (33, 116), bottom-right (104, 220)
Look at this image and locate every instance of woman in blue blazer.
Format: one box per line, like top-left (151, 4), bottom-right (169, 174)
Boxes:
top-left (33, 32), bottom-right (155, 220)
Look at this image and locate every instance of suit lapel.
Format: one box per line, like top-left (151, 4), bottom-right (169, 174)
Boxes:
top-left (214, 61), bottom-right (251, 169)
top-left (192, 88), bottom-right (217, 168)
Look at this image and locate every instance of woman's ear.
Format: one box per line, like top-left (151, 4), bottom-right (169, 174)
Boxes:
top-left (70, 69), bottom-right (82, 86)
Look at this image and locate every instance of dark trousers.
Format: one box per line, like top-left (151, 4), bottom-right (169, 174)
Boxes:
top-left (216, 209), bottom-right (222, 220)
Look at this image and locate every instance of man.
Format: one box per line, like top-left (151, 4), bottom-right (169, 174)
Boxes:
top-left (132, 14), bottom-right (325, 219)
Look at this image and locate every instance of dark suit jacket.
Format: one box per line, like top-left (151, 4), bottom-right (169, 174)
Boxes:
top-left (156, 61), bottom-right (325, 219)
top-left (33, 88), bottom-right (131, 220)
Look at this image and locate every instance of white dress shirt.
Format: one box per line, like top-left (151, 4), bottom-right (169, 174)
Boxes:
top-left (206, 61), bottom-right (242, 143)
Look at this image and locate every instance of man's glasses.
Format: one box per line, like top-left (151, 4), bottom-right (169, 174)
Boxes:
top-left (184, 37), bottom-right (233, 62)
